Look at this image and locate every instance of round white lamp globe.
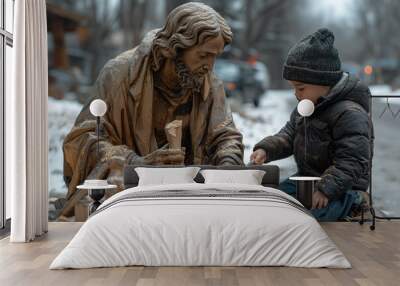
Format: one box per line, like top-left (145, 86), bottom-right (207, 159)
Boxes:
top-left (90, 99), bottom-right (107, 117)
top-left (297, 99), bottom-right (315, 117)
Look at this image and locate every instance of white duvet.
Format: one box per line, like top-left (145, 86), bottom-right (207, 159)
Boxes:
top-left (50, 183), bottom-right (351, 269)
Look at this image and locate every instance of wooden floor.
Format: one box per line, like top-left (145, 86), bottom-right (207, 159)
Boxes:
top-left (0, 221), bottom-right (399, 286)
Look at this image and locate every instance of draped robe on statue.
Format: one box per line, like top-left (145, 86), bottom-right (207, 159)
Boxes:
top-left (61, 30), bottom-right (244, 217)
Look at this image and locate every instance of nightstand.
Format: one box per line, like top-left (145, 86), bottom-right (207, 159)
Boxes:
top-left (75, 181), bottom-right (116, 222)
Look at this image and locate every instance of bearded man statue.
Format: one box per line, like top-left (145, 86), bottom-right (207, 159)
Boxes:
top-left (61, 2), bottom-right (244, 217)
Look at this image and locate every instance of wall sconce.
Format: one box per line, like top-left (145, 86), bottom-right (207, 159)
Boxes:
top-left (290, 99), bottom-right (320, 210)
top-left (89, 99), bottom-right (107, 162)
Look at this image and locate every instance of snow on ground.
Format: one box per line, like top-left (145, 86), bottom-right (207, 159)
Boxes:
top-left (369, 85), bottom-right (394, 95)
top-left (369, 85), bottom-right (400, 106)
top-left (48, 97), bottom-right (82, 198)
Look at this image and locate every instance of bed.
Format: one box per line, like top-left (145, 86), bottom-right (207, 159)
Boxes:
top-left (50, 165), bottom-right (350, 269)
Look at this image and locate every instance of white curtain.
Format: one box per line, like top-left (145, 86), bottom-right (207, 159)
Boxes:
top-left (7, 0), bottom-right (48, 242)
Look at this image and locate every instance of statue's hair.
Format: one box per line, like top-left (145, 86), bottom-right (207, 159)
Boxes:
top-left (152, 2), bottom-right (233, 70)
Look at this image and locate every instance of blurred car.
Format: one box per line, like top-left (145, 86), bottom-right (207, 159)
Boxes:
top-left (342, 62), bottom-right (362, 78)
top-left (239, 63), bottom-right (263, 107)
top-left (213, 59), bottom-right (241, 99)
top-left (253, 61), bottom-right (270, 92)
top-left (362, 58), bottom-right (400, 86)
top-left (214, 59), bottom-right (269, 107)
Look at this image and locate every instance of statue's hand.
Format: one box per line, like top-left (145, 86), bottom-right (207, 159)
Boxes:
top-left (143, 146), bottom-right (185, 165)
top-left (107, 158), bottom-right (124, 188)
top-left (218, 157), bottom-right (239, 166)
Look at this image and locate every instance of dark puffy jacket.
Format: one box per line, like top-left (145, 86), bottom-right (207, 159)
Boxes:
top-left (254, 73), bottom-right (373, 200)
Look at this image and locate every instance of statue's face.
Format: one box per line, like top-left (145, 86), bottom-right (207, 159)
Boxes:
top-left (180, 34), bottom-right (225, 75)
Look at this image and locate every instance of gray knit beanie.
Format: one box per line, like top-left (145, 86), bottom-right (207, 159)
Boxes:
top-left (283, 28), bottom-right (342, 86)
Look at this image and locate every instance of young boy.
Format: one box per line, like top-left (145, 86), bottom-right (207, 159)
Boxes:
top-left (250, 28), bottom-right (372, 221)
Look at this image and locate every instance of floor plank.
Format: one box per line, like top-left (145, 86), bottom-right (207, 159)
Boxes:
top-left (0, 221), bottom-right (399, 286)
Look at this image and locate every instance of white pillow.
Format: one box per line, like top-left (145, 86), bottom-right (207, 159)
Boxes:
top-left (135, 167), bottom-right (200, 186)
top-left (200, 169), bottom-right (266, 185)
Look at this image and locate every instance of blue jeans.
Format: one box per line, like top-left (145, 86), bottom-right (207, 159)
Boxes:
top-left (279, 176), bottom-right (358, 221)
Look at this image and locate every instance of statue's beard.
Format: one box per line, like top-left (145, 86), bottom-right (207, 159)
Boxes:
top-left (175, 57), bottom-right (208, 96)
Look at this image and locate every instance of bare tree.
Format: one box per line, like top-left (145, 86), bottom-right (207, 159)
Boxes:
top-left (119, 0), bottom-right (149, 49)
top-left (238, 0), bottom-right (290, 56)
top-left (165, 0), bottom-right (187, 16)
top-left (73, 0), bottom-right (119, 82)
top-left (355, 0), bottom-right (400, 61)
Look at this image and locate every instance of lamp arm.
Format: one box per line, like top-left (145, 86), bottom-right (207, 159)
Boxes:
top-left (96, 116), bottom-right (100, 163)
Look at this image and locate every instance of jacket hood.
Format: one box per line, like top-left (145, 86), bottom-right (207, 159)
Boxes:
top-left (316, 73), bottom-right (370, 113)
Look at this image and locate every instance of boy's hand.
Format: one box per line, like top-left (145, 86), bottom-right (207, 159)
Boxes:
top-left (312, 191), bottom-right (329, 209)
top-left (250, 149), bottom-right (267, 165)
